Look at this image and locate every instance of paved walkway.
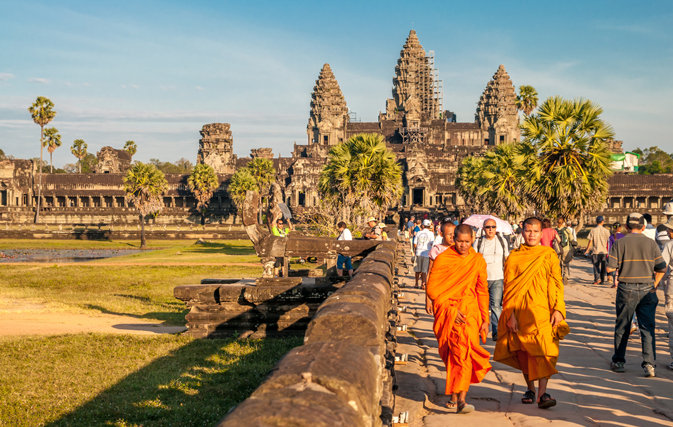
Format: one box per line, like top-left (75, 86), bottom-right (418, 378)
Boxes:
top-left (394, 255), bottom-right (673, 426)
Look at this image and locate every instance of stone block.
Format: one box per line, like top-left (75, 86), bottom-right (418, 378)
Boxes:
top-left (173, 284), bottom-right (221, 304)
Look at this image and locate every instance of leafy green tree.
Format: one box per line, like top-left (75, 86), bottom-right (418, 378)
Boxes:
top-left (70, 139), bottom-right (88, 173)
top-left (520, 96), bottom-right (615, 224)
top-left (0, 149), bottom-right (5, 159)
top-left (80, 153), bottom-right (98, 173)
top-left (246, 158), bottom-right (276, 221)
top-left (124, 140), bottom-right (137, 159)
top-left (43, 127), bottom-right (61, 173)
top-left (227, 168), bottom-right (258, 209)
top-left (318, 133), bottom-right (403, 232)
top-left (477, 143), bottom-right (527, 218)
top-left (188, 163), bottom-right (219, 225)
top-left (149, 158), bottom-right (194, 174)
top-left (28, 96), bottom-right (56, 223)
top-left (632, 146), bottom-right (673, 174)
top-left (123, 163), bottom-right (168, 249)
top-left (455, 156), bottom-right (486, 214)
top-left (516, 85), bottom-right (539, 116)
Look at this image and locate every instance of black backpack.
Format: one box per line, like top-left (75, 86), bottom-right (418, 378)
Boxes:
top-left (476, 233), bottom-right (507, 266)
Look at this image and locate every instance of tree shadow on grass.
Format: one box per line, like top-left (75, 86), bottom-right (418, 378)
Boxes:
top-left (84, 303), bottom-right (189, 326)
top-left (45, 336), bottom-right (302, 427)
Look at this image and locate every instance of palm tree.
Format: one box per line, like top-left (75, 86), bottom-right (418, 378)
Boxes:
top-left (188, 163), bottom-right (219, 225)
top-left (516, 85), bottom-right (539, 117)
top-left (71, 139), bottom-right (88, 173)
top-left (228, 168), bottom-right (258, 209)
top-left (246, 158), bottom-right (276, 222)
top-left (124, 140), bottom-right (137, 160)
top-left (477, 143), bottom-right (527, 218)
top-left (455, 156), bottom-right (486, 214)
top-left (123, 163), bottom-right (168, 249)
top-left (520, 96), bottom-right (615, 225)
top-left (319, 133), bottom-right (403, 227)
top-left (28, 96), bottom-right (56, 223)
top-left (44, 127), bottom-right (61, 173)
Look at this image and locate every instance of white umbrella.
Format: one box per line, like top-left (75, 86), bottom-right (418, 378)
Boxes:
top-left (462, 214), bottom-right (514, 235)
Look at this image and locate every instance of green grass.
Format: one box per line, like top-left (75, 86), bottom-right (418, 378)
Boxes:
top-left (0, 238), bottom-right (254, 252)
top-left (0, 264), bottom-right (262, 324)
top-left (0, 333), bottom-right (302, 427)
top-left (94, 240), bottom-right (259, 264)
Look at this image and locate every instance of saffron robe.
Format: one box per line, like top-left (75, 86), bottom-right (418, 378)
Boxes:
top-left (426, 246), bottom-right (492, 394)
top-left (494, 244), bottom-right (569, 381)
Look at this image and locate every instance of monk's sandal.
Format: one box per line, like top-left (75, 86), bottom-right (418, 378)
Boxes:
top-left (521, 390), bottom-right (535, 404)
top-left (457, 402), bottom-right (475, 414)
top-left (538, 393), bottom-right (557, 409)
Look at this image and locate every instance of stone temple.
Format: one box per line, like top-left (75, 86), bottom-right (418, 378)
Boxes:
top-left (0, 30), bottom-right (671, 227)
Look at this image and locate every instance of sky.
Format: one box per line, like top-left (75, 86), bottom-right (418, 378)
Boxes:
top-left (1, 0), bottom-right (672, 168)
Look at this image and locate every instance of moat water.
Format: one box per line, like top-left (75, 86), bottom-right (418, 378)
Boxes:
top-left (0, 249), bottom-right (145, 263)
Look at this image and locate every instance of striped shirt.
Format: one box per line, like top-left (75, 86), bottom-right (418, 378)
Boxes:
top-left (606, 233), bottom-right (666, 284)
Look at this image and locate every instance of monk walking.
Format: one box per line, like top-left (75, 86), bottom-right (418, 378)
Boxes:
top-left (494, 217), bottom-right (569, 409)
top-left (426, 224), bottom-right (491, 414)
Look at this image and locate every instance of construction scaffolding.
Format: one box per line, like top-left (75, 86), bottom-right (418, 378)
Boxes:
top-left (427, 50), bottom-right (443, 119)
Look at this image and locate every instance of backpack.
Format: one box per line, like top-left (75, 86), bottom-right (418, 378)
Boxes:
top-left (476, 234), bottom-right (507, 266)
top-left (557, 227), bottom-right (569, 248)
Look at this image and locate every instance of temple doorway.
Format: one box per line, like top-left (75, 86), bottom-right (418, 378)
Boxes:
top-left (413, 188), bottom-right (424, 206)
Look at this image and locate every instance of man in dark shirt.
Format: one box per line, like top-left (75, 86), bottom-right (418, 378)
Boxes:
top-left (607, 213), bottom-right (666, 377)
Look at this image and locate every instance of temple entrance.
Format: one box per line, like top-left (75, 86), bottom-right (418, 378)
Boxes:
top-left (413, 188), bottom-right (424, 206)
top-left (0, 190), bottom-right (6, 206)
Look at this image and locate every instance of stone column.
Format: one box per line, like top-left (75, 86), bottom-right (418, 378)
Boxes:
top-left (171, 197), bottom-right (175, 208)
top-left (182, 197), bottom-right (187, 208)
top-left (620, 196), bottom-right (624, 209)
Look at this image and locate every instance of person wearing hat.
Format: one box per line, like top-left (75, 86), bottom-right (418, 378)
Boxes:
top-left (606, 213), bottom-right (667, 377)
top-left (607, 222), bottom-right (626, 288)
top-left (584, 215), bottom-right (611, 285)
top-left (657, 216), bottom-right (673, 370)
top-left (378, 222), bottom-right (388, 241)
top-left (364, 217), bottom-right (382, 240)
top-left (656, 200), bottom-right (673, 250)
top-left (414, 219), bottom-right (435, 289)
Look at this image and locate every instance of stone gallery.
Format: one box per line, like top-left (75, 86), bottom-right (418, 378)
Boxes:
top-left (0, 30), bottom-right (670, 227)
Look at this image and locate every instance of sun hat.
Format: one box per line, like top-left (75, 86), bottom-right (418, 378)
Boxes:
top-left (378, 222), bottom-right (387, 228)
top-left (626, 212), bottom-right (646, 228)
top-left (663, 217), bottom-right (673, 230)
top-left (367, 217), bottom-right (377, 223)
top-left (663, 201), bottom-right (673, 215)
top-left (422, 219), bottom-right (432, 226)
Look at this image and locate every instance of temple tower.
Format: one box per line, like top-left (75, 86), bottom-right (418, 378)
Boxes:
top-left (196, 123), bottom-right (236, 174)
top-left (475, 65), bottom-right (520, 145)
top-left (385, 30), bottom-right (440, 123)
top-left (306, 64), bottom-right (349, 145)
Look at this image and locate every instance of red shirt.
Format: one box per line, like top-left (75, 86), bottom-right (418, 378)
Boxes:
top-left (540, 228), bottom-right (559, 247)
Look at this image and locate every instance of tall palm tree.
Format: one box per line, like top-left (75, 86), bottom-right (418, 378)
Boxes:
top-left (520, 96), bottom-right (615, 224)
top-left (228, 168), bottom-right (258, 209)
top-left (188, 163), bottom-right (219, 225)
top-left (246, 158), bottom-right (276, 222)
top-left (44, 127), bottom-right (61, 173)
top-left (123, 163), bottom-right (168, 249)
top-left (516, 85), bottom-right (539, 117)
top-left (455, 156), bottom-right (486, 214)
top-left (28, 96), bottom-right (56, 223)
top-left (71, 139), bottom-right (88, 173)
top-left (124, 140), bottom-right (137, 160)
top-left (319, 133), bottom-right (403, 226)
top-left (477, 143), bottom-right (527, 218)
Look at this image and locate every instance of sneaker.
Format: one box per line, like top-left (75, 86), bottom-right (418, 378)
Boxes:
top-left (630, 323), bottom-right (638, 334)
top-left (668, 362), bottom-right (673, 370)
top-left (643, 364), bottom-right (656, 377)
top-left (610, 361), bottom-right (625, 372)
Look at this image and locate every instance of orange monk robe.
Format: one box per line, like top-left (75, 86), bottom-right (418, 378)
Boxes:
top-left (426, 246), bottom-right (492, 395)
top-left (494, 245), bottom-right (570, 381)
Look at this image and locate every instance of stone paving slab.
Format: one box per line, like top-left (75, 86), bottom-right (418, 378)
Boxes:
top-left (393, 252), bottom-right (673, 427)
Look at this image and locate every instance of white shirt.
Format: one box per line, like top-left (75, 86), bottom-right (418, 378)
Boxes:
top-left (337, 228), bottom-right (352, 241)
top-left (433, 234), bottom-right (443, 246)
top-left (660, 240), bottom-right (673, 296)
top-left (414, 229), bottom-right (434, 257)
top-left (473, 235), bottom-right (509, 281)
top-left (643, 224), bottom-right (657, 241)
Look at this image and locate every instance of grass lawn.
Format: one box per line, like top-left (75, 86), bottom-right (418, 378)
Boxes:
top-left (0, 333), bottom-right (302, 427)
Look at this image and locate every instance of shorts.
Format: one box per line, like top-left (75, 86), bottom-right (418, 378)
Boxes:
top-left (337, 254), bottom-right (352, 271)
top-left (414, 256), bottom-right (430, 273)
top-left (274, 257), bottom-right (283, 268)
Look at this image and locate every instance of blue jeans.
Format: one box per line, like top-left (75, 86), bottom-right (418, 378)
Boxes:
top-left (612, 282), bottom-right (658, 366)
top-left (337, 254), bottom-right (352, 271)
top-left (592, 254), bottom-right (607, 283)
top-left (488, 279), bottom-right (504, 337)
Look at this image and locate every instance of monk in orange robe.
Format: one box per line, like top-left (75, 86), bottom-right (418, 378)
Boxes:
top-left (426, 224), bottom-right (491, 414)
top-left (494, 217), bottom-right (569, 409)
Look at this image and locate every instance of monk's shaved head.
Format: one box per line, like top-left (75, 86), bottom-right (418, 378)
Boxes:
top-left (522, 217), bottom-right (542, 247)
top-left (523, 217), bottom-right (542, 229)
top-left (454, 224), bottom-right (473, 238)
top-left (441, 222), bottom-right (456, 246)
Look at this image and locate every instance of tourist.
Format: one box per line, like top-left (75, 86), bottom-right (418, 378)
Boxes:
top-left (555, 218), bottom-right (576, 286)
top-left (413, 219), bottom-right (435, 289)
top-left (336, 221), bottom-right (353, 278)
top-left (425, 224), bottom-right (491, 414)
top-left (426, 221), bottom-right (456, 286)
top-left (494, 217), bottom-right (568, 409)
top-left (364, 217), bottom-right (382, 240)
top-left (378, 223), bottom-right (388, 241)
top-left (540, 218), bottom-right (561, 254)
top-left (513, 222), bottom-right (525, 250)
top-left (608, 222), bottom-right (626, 288)
top-left (658, 217), bottom-right (673, 371)
top-left (473, 218), bottom-right (509, 341)
top-left (643, 213), bottom-right (657, 241)
top-left (433, 225), bottom-right (444, 246)
top-left (406, 216), bottom-right (415, 253)
top-left (584, 216), bottom-right (611, 285)
top-left (272, 218), bottom-right (290, 277)
top-left (606, 213), bottom-right (666, 377)
top-left (656, 201), bottom-right (673, 250)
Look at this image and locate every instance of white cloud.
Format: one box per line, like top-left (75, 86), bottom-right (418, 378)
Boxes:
top-left (121, 84), bottom-right (126, 88)
top-left (130, 84), bottom-right (139, 89)
top-left (28, 77), bottom-right (51, 84)
top-left (196, 86), bottom-right (203, 90)
top-left (82, 82), bottom-right (91, 87)
top-left (0, 73), bottom-right (15, 81)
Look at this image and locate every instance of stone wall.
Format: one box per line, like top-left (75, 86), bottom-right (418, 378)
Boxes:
top-left (0, 229), bottom-right (248, 240)
top-left (216, 240), bottom-right (400, 427)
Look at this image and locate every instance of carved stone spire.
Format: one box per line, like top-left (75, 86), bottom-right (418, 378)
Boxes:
top-left (475, 65), bottom-right (520, 144)
top-left (386, 30), bottom-right (440, 121)
top-left (197, 123), bottom-right (236, 174)
top-left (306, 63), bottom-right (349, 145)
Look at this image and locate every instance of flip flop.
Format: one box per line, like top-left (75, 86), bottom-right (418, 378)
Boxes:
top-left (538, 393), bottom-right (557, 409)
top-left (457, 402), bottom-right (475, 414)
top-left (445, 400), bottom-right (457, 409)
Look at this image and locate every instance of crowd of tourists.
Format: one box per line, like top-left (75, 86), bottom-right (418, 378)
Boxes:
top-left (398, 204), bottom-right (673, 414)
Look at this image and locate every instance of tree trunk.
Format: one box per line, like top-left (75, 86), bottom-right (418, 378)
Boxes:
top-left (35, 126), bottom-right (44, 223)
top-left (78, 159), bottom-right (81, 173)
top-left (140, 214), bottom-right (146, 249)
top-left (50, 152), bottom-right (53, 173)
top-left (201, 210), bottom-right (205, 226)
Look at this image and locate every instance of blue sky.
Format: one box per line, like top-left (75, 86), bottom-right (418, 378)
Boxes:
top-left (1, 0), bottom-right (672, 167)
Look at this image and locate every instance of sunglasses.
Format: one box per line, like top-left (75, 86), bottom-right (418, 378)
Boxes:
top-left (484, 226), bottom-right (497, 229)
